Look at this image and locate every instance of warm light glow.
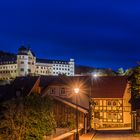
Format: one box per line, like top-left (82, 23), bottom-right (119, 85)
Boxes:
top-left (74, 88), bottom-right (80, 94)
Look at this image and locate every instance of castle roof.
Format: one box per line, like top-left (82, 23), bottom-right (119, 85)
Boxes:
top-left (36, 58), bottom-right (69, 64)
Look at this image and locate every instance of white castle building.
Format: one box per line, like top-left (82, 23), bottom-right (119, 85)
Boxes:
top-left (0, 46), bottom-right (75, 80)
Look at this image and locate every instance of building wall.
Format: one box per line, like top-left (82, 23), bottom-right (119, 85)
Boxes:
top-left (17, 54), bottom-right (29, 76)
top-left (53, 99), bottom-right (85, 129)
top-left (27, 51), bottom-right (36, 75)
top-left (0, 64), bottom-right (17, 80)
top-left (123, 83), bottom-right (131, 127)
top-left (92, 96), bottom-right (131, 129)
top-left (35, 63), bottom-right (53, 75)
top-left (45, 85), bottom-right (71, 98)
top-left (52, 59), bottom-right (75, 76)
top-left (0, 48), bottom-right (75, 79)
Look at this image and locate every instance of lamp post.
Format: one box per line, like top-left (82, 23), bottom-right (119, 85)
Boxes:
top-left (74, 88), bottom-right (80, 140)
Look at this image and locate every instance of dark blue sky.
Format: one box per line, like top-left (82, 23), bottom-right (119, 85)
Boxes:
top-left (0, 0), bottom-right (140, 70)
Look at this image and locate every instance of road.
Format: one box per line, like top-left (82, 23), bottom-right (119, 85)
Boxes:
top-left (93, 130), bottom-right (140, 140)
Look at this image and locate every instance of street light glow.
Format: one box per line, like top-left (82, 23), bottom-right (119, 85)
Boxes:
top-left (74, 88), bottom-right (80, 94)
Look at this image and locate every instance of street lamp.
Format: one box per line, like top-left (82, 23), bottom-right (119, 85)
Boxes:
top-left (74, 88), bottom-right (80, 140)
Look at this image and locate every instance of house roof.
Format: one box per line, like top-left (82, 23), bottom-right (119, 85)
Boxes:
top-left (91, 76), bottom-right (128, 98)
top-left (40, 75), bottom-right (128, 98)
top-left (36, 58), bottom-right (69, 64)
top-left (52, 96), bottom-right (88, 113)
top-left (0, 55), bottom-right (17, 65)
top-left (0, 85), bottom-right (11, 101)
top-left (10, 76), bottom-right (39, 97)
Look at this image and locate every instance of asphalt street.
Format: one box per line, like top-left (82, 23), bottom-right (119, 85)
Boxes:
top-left (93, 130), bottom-right (140, 140)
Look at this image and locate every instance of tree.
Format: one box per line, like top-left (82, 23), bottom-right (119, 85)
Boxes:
top-left (0, 95), bottom-right (56, 140)
top-left (117, 67), bottom-right (125, 76)
top-left (129, 66), bottom-right (140, 110)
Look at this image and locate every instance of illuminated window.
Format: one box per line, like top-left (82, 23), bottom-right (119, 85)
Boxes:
top-left (95, 101), bottom-right (99, 106)
top-left (113, 101), bottom-right (117, 106)
top-left (108, 101), bottom-right (111, 106)
top-left (107, 113), bottom-right (117, 120)
top-left (94, 112), bottom-right (100, 118)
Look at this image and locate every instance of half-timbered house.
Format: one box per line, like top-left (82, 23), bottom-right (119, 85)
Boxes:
top-left (91, 76), bottom-right (131, 130)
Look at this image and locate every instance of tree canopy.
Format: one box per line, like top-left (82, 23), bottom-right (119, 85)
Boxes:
top-left (0, 94), bottom-right (56, 140)
top-left (129, 66), bottom-right (140, 109)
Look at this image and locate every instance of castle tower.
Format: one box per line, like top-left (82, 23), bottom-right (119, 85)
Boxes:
top-left (17, 45), bottom-right (36, 76)
top-left (17, 45), bottom-right (29, 76)
top-left (69, 58), bottom-right (75, 76)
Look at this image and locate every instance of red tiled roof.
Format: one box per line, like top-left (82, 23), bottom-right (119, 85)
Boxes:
top-left (40, 76), bottom-right (128, 99)
top-left (91, 76), bottom-right (128, 98)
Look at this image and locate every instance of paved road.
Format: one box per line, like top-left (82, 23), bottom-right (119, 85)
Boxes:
top-left (93, 130), bottom-right (140, 140)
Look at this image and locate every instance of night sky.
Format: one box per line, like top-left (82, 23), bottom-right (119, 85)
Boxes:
top-left (0, 0), bottom-right (140, 70)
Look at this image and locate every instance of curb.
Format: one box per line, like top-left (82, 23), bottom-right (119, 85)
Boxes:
top-left (91, 131), bottom-right (97, 140)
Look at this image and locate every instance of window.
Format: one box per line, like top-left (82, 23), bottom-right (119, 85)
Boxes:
top-left (113, 101), bottom-right (117, 106)
top-left (50, 88), bottom-right (55, 94)
top-left (107, 113), bottom-right (117, 120)
top-left (94, 112), bottom-right (100, 119)
top-left (20, 68), bottom-right (24, 72)
top-left (28, 69), bottom-right (31, 72)
top-left (60, 88), bottom-right (65, 95)
top-left (21, 61), bottom-right (24, 64)
top-left (107, 101), bottom-right (111, 106)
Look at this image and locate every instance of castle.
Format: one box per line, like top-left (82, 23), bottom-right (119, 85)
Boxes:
top-left (0, 46), bottom-right (75, 80)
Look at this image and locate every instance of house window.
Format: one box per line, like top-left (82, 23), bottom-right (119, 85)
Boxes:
top-left (107, 113), bottom-right (112, 119)
top-left (107, 113), bottom-right (117, 120)
top-left (60, 88), bottom-right (66, 95)
top-left (113, 113), bottom-right (117, 119)
top-left (107, 101), bottom-right (111, 106)
top-left (50, 88), bottom-right (55, 94)
top-left (94, 112), bottom-right (100, 119)
top-left (95, 101), bottom-right (99, 106)
top-left (113, 101), bottom-right (117, 106)
top-left (21, 61), bottom-right (24, 64)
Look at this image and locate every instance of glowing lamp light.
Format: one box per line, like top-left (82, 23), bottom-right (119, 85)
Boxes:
top-left (74, 88), bottom-right (80, 94)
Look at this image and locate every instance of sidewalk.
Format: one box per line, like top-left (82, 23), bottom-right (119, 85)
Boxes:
top-left (52, 129), bottom-right (96, 140)
top-left (80, 131), bottom-right (96, 140)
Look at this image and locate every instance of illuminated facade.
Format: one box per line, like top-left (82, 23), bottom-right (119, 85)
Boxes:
top-left (91, 77), bottom-right (131, 130)
top-left (0, 46), bottom-right (75, 80)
